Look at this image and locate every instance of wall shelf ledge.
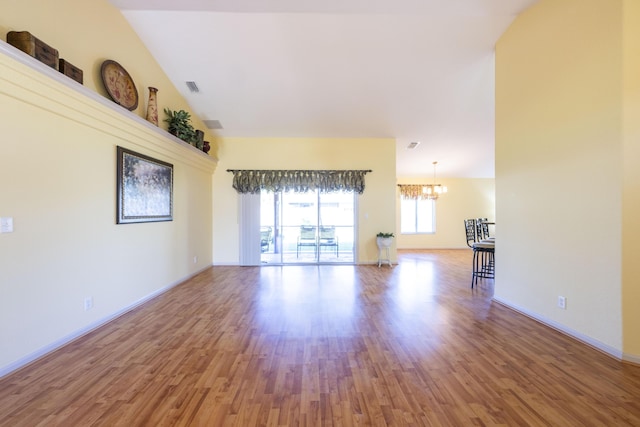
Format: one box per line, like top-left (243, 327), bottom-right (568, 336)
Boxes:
top-left (0, 39), bottom-right (217, 174)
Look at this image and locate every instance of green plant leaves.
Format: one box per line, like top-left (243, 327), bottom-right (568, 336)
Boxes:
top-left (164, 108), bottom-right (197, 144)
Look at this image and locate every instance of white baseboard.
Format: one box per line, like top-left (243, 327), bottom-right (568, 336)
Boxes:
top-left (492, 296), bottom-right (626, 361)
top-left (214, 261), bottom-right (396, 266)
top-left (623, 353), bottom-right (640, 365)
top-left (0, 266), bottom-right (211, 379)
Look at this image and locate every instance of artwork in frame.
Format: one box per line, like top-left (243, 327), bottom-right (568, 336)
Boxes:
top-left (116, 146), bottom-right (173, 224)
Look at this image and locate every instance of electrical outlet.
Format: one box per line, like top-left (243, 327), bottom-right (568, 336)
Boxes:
top-left (193, 255), bottom-right (198, 264)
top-left (0, 217), bottom-right (13, 233)
top-left (557, 296), bottom-right (566, 309)
top-left (84, 297), bottom-right (93, 311)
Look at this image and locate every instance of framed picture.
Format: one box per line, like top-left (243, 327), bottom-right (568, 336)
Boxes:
top-left (116, 146), bottom-right (173, 224)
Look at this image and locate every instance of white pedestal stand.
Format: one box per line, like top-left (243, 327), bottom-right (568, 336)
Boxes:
top-left (376, 237), bottom-right (393, 267)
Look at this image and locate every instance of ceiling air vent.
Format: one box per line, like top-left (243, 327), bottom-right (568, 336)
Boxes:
top-left (203, 119), bottom-right (223, 130)
top-left (186, 81), bottom-right (200, 93)
top-left (407, 141), bottom-right (420, 149)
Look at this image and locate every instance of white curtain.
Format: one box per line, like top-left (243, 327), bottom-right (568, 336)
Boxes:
top-left (238, 193), bottom-right (261, 266)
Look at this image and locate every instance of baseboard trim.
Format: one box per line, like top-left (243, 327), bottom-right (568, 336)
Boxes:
top-left (492, 297), bottom-right (626, 361)
top-left (622, 353), bottom-right (640, 366)
top-left (0, 266), bottom-right (211, 379)
top-left (214, 261), bottom-right (396, 266)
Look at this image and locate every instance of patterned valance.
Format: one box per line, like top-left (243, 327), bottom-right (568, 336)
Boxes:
top-left (398, 184), bottom-right (441, 200)
top-left (227, 169), bottom-right (372, 194)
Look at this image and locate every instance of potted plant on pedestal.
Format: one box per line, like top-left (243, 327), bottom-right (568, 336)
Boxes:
top-left (376, 232), bottom-right (394, 248)
top-left (376, 232), bottom-right (394, 267)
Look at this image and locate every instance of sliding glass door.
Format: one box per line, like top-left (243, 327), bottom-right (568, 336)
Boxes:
top-left (260, 190), bottom-right (355, 264)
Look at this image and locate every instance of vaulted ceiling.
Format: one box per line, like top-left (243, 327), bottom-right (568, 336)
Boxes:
top-left (109, 0), bottom-right (538, 178)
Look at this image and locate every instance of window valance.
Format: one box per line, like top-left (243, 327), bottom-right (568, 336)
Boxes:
top-left (227, 169), bottom-right (371, 194)
top-left (398, 184), bottom-right (434, 200)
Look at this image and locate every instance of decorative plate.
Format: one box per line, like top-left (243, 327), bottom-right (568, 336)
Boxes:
top-left (100, 60), bottom-right (139, 110)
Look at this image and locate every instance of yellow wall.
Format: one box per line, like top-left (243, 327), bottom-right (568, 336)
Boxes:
top-left (395, 178), bottom-right (495, 249)
top-left (496, 0), bottom-right (630, 357)
top-left (622, 0), bottom-right (640, 357)
top-left (212, 137), bottom-right (396, 264)
top-left (0, 0), bottom-right (216, 375)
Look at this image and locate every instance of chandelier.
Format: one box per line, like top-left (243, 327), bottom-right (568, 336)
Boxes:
top-left (422, 161), bottom-right (447, 200)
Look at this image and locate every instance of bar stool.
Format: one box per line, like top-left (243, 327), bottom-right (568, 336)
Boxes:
top-left (477, 218), bottom-right (494, 241)
top-left (471, 240), bottom-right (494, 288)
top-left (464, 219), bottom-right (495, 288)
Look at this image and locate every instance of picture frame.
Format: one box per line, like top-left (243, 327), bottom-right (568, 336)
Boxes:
top-left (116, 146), bottom-right (173, 224)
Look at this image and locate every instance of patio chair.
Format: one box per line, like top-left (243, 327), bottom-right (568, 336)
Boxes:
top-left (260, 227), bottom-right (272, 252)
top-left (319, 226), bottom-right (339, 257)
top-left (296, 226), bottom-right (317, 257)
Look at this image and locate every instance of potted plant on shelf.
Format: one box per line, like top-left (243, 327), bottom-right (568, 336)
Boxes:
top-left (376, 232), bottom-right (394, 248)
top-left (163, 108), bottom-right (197, 145)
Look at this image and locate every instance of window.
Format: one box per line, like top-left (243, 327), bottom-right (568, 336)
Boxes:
top-left (400, 197), bottom-right (435, 234)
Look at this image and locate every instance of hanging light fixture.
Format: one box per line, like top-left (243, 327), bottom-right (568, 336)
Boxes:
top-left (422, 161), bottom-right (448, 200)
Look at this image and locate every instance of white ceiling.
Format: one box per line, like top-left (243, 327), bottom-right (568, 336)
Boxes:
top-left (109, 0), bottom-right (538, 178)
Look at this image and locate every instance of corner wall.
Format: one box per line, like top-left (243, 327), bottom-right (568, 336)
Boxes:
top-left (622, 0), bottom-right (640, 359)
top-left (495, 0), bottom-right (624, 355)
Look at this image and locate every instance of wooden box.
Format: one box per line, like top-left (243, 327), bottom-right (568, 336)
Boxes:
top-left (59, 59), bottom-right (83, 84)
top-left (6, 31), bottom-right (58, 69)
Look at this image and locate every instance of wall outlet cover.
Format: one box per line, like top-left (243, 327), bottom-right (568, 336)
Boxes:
top-left (0, 217), bottom-right (14, 233)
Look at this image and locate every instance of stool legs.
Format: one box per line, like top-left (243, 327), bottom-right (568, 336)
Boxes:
top-left (472, 248), bottom-right (495, 288)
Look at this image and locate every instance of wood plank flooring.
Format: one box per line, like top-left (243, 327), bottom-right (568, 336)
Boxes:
top-left (1, 249), bottom-right (640, 426)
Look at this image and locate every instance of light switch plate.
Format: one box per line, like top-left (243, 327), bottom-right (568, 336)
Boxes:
top-left (0, 217), bottom-right (14, 233)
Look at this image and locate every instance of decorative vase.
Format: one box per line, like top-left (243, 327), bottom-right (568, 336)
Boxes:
top-left (195, 130), bottom-right (204, 150)
top-left (145, 87), bottom-right (158, 125)
top-left (203, 140), bottom-right (211, 154)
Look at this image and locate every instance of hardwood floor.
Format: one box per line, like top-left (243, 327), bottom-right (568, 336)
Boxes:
top-left (1, 249), bottom-right (640, 426)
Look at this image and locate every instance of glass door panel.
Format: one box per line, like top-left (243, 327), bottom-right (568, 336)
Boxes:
top-left (259, 191), bottom-right (278, 264)
top-left (260, 190), bottom-right (355, 264)
top-left (282, 191), bottom-right (318, 264)
top-left (318, 191), bottom-right (354, 263)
